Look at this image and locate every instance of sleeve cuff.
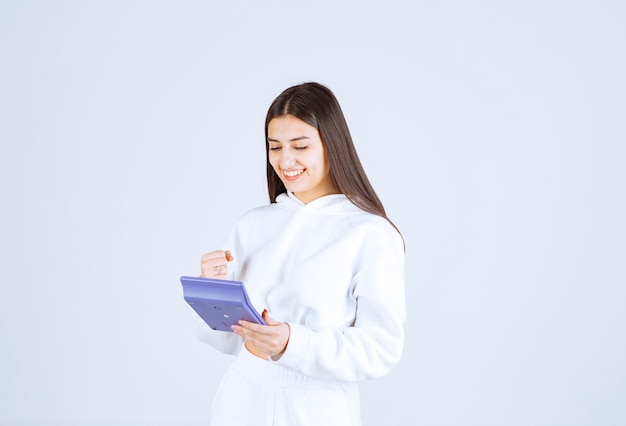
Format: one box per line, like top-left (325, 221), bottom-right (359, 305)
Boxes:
top-left (271, 322), bottom-right (309, 369)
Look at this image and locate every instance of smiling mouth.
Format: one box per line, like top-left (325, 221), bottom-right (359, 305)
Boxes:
top-left (283, 169), bottom-right (304, 178)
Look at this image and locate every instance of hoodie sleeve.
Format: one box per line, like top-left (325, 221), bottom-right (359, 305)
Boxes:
top-left (272, 223), bottom-right (406, 382)
top-left (189, 210), bottom-right (257, 355)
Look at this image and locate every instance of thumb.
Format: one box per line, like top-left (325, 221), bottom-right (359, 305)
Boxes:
top-left (225, 250), bottom-right (234, 262)
top-left (262, 309), bottom-right (279, 326)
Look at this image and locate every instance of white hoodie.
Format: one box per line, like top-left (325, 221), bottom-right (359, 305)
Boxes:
top-left (194, 191), bottom-right (406, 383)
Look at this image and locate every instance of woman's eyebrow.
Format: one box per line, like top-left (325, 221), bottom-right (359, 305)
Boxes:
top-left (267, 136), bottom-right (312, 143)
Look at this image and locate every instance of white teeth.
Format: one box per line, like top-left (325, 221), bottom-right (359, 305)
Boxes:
top-left (284, 169), bottom-right (304, 177)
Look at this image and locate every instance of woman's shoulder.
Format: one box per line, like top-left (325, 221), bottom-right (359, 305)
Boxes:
top-left (335, 202), bottom-right (403, 248)
top-left (349, 212), bottom-right (402, 243)
top-left (338, 199), bottom-right (396, 227)
top-left (342, 212), bottom-right (405, 265)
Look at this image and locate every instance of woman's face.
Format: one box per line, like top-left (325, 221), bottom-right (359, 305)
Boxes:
top-left (267, 114), bottom-right (338, 204)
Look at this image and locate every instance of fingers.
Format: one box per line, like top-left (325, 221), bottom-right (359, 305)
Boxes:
top-left (236, 327), bottom-right (284, 357)
top-left (200, 249), bottom-right (234, 279)
top-left (262, 309), bottom-right (278, 326)
top-left (232, 313), bottom-right (290, 358)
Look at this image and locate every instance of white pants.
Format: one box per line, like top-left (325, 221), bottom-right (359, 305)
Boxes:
top-left (209, 345), bottom-right (361, 426)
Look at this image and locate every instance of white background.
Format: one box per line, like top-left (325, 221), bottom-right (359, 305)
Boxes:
top-left (1, 1), bottom-right (625, 425)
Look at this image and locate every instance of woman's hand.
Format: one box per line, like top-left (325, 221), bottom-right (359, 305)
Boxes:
top-left (200, 250), bottom-right (233, 279)
top-left (232, 310), bottom-right (290, 360)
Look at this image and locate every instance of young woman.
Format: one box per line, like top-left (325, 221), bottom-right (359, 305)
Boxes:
top-left (194, 82), bottom-right (405, 426)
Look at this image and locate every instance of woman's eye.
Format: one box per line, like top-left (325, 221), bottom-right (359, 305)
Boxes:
top-left (269, 146), bottom-right (281, 151)
top-left (294, 146), bottom-right (308, 151)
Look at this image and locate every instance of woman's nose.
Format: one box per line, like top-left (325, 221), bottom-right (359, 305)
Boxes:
top-left (280, 150), bottom-right (295, 168)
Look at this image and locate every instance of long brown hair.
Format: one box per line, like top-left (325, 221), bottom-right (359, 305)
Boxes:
top-left (264, 82), bottom-right (403, 239)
